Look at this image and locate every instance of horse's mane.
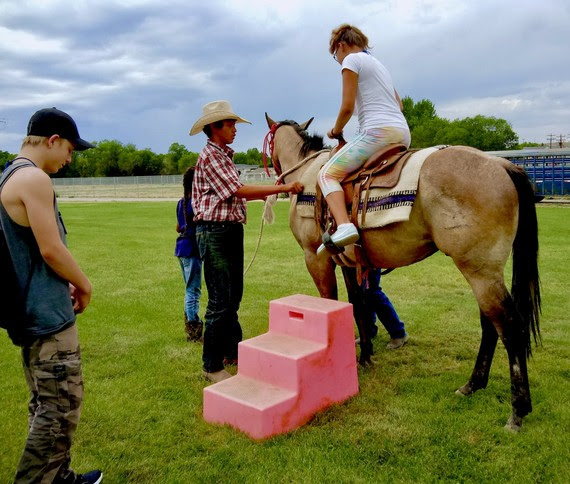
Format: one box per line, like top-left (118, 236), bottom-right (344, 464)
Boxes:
top-left (279, 120), bottom-right (325, 158)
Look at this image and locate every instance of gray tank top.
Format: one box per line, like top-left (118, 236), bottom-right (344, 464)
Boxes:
top-left (0, 160), bottom-right (76, 342)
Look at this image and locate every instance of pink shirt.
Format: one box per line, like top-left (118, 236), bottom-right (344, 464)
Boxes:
top-left (192, 140), bottom-right (246, 223)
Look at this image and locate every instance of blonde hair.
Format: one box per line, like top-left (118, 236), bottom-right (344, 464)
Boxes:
top-left (20, 135), bottom-right (48, 149)
top-left (20, 135), bottom-right (68, 150)
top-left (329, 24), bottom-right (370, 54)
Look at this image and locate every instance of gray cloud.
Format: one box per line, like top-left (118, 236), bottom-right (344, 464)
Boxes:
top-left (0, 0), bottom-right (568, 155)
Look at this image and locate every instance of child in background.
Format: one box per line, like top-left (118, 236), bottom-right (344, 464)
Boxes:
top-left (175, 166), bottom-right (203, 341)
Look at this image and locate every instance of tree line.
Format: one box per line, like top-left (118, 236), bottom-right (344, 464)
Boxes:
top-left (1, 97), bottom-right (542, 178)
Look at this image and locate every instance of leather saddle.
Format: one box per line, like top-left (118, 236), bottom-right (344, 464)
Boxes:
top-left (316, 143), bottom-right (416, 230)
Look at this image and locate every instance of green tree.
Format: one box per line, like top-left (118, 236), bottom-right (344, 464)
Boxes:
top-left (402, 97), bottom-right (437, 131)
top-left (0, 150), bottom-right (16, 168)
top-left (403, 97), bottom-right (519, 150)
top-left (245, 148), bottom-right (263, 166)
top-left (117, 143), bottom-right (138, 175)
top-left (410, 117), bottom-right (450, 148)
top-left (163, 142), bottom-right (186, 174)
top-left (74, 146), bottom-right (100, 177)
top-left (455, 115), bottom-right (518, 150)
top-left (133, 149), bottom-right (163, 176)
top-left (177, 151), bottom-right (198, 173)
top-left (94, 140), bottom-right (123, 176)
top-left (233, 152), bottom-right (247, 165)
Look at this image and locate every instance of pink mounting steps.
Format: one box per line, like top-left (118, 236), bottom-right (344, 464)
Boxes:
top-left (203, 294), bottom-right (359, 439)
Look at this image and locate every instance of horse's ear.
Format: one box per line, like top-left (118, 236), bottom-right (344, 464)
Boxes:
top-left (299, 117), bottom-right (314, 131)
top-left (265, 113), bottom-right (277, 128)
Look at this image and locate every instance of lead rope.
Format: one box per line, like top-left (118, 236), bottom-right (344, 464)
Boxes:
top-left (244, 148), bottom-right (330, 276)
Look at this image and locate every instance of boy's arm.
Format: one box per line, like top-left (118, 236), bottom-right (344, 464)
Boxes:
top-left (234, 181), bottom-right (303, 201)
top-left (21, 171), bottom-right (92, 313)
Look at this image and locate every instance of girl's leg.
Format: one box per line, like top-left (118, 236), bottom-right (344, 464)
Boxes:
top-left (317, 127), bottom-right (410, 253)
top-left (185, 256), bottom-right (202, 322)
top-left (179, 257), bottom-right (203, 342)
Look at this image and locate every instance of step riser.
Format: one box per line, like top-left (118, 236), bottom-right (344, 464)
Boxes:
top-left (269, 298), bottom-right (355, 345)
top-left (202, 294), bottom-right (359, 439)
top-left (203, 390), bottom-right (298, 440)
top-left (237, 341), bottom-right (326, 391)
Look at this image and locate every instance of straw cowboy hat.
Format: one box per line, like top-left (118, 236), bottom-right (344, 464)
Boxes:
top-left (189, 100), bottom-right (251, 136)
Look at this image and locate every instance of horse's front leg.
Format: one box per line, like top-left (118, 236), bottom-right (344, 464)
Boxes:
top-left (303, 249), bottom-right (338, 300)
top-left (456, 311), bottom-right (498, 396)
top-left (341, 267), bottom-right (373, 365)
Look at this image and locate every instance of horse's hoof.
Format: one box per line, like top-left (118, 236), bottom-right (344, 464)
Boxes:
top-left (505, 415), bottom-right (522, 433)
top-left (455, 383), bottom-right (473, 396)
top-left (358, 354), bottom-right (373, 366)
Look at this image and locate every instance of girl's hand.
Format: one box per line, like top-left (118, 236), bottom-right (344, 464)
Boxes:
top-left (327, 128), bottom-right (343, 140)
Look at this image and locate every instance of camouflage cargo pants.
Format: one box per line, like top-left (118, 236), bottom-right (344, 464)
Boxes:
top-left (14, 324), bottom-right (84, 484)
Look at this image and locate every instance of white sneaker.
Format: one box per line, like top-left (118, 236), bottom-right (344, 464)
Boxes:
top-left (386, 334), bottom-right (409, 350)
top-left (317, 223), bottom-right (359, 255)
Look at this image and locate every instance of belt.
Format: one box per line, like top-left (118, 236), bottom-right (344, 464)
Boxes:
top-left (197, 221), bottom-right (241, 227)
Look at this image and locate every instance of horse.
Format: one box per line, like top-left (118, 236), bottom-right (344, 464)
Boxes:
top-left (264, 114), bottom-right (541, 431)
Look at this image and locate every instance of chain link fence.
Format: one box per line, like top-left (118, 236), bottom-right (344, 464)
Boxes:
top-left (52, 169), bottom-right (274, 199)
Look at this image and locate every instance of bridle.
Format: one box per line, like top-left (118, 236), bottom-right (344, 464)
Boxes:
top-left (262, 122), bottom-right (282, 180)
top-left (262, 122), bottom-right (330, 185)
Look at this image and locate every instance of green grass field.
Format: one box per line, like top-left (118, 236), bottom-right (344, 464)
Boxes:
top-left (1, 202), bottom-right (569, 483)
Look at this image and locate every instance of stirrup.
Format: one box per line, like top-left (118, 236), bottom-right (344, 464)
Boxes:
top-left (321, 231), bottom-right (345, 255)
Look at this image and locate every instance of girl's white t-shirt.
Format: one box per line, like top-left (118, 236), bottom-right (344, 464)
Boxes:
top-left (342, 51), bottom-right (409, 131)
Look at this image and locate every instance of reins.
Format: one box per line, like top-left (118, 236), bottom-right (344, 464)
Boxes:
top-left (245, 125), bottom-right (329, 276)
top-left (262, 123), bottom-right (280, 177)
top-left (273, 149), bottom-right (330, 185)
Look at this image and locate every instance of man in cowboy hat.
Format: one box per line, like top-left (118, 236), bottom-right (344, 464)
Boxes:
top-left (190, 100), bottom-right (303, 383)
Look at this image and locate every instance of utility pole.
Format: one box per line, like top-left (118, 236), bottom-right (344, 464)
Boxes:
top-left (547, 134), bottom-right (568, 148)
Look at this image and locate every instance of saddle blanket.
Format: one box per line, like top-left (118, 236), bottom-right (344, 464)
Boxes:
top-left (295, 147), bottom-right (439, 229)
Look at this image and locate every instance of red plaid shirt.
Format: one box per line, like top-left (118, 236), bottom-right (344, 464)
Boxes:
top-left (192, 140), bottom-right (246, 223)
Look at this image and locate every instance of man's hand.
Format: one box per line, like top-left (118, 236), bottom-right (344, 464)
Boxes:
top-left (284, 181), bottom-right (304, 194)
top-left (69, 283), bottom-right (92, 314)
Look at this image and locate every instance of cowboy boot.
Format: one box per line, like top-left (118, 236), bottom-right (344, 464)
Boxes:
top-left (185, 318), bottom-right (203, 342)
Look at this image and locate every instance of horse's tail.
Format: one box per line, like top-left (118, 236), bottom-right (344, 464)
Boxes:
top-left (505, 163), bottom-right (541, 358)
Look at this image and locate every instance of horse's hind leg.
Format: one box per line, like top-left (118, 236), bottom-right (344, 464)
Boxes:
top-left (498, 295), bottom-right (532, 431)
top-left (458, 270), bottom-right (532, 431)
top-left (456, 311), bottom-right (498, 395)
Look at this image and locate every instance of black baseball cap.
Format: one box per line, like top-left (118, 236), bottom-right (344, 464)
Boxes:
top-left (27, 107), bottom-right (94, 151)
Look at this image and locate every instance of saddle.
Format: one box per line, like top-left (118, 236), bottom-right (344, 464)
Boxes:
top-left (315, 143), bottom-right (416, 281)
top-left (316, 143), bottom-right (416, 230)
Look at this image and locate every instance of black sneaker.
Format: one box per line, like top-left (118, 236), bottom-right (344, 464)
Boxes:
top-left (76, 470), bottom-right (103, 484)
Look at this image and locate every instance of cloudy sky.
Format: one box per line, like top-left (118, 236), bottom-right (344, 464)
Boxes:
top-left (1, 0), bottom-right (568, 155)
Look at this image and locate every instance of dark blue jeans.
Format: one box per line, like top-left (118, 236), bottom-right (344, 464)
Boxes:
top-left (196, 222), bottom-right (243, 373)
top-left (363, 269), bottom-right (406, 339)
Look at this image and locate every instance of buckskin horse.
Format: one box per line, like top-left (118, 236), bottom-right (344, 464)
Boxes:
top-left (264, 114), bottom-right (541, 431)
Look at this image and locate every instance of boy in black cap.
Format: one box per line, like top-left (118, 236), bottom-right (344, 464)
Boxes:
top-left (0, 108), bottom-right (102, 483)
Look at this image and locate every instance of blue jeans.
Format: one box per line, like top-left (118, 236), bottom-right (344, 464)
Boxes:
top-left (196, 222), bottom-right (243, 373)
top-left (178, 256), bottom-right (202, 322)
top-left (363, 269), bottom-right (406, 339)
